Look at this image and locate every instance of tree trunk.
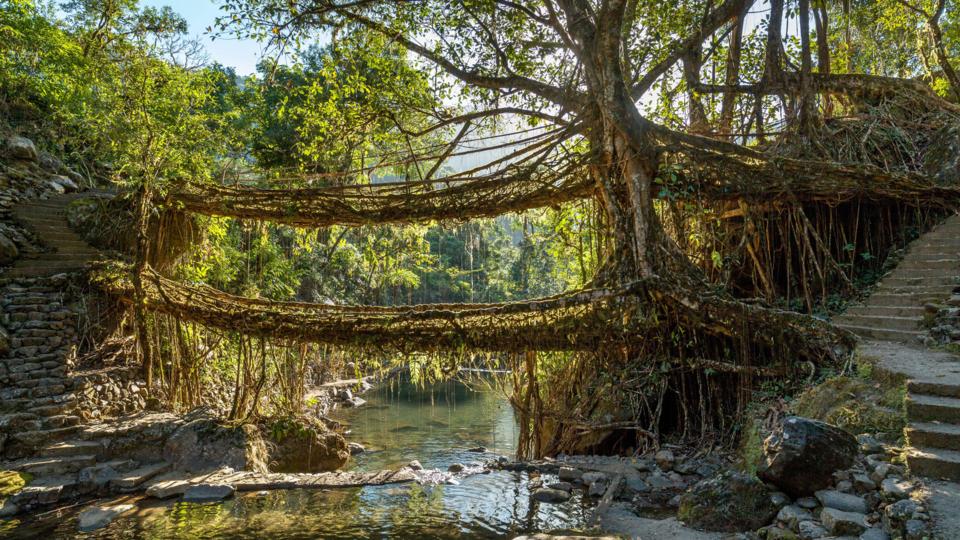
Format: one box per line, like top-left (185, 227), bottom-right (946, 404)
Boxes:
top-left (719, 7), bottom-right (746, 136)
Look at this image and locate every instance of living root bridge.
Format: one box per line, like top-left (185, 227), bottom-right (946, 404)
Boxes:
top-left (167, 158), bottom-right (595, 227)
top-left (90, 261), bottom-right (853, 368)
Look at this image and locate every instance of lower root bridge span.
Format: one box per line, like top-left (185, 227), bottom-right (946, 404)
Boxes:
top-left (90, 261), bottom-right (854, 373)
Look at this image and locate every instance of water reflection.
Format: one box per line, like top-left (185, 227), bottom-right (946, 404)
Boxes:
top-left (3, 378), bottom-right (594, 539)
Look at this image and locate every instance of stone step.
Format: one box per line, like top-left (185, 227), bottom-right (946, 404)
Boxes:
top-left (9, 474), bottom-right (78, 507)
top-left (906, 394), bottom-right (960, 423)
top-left (861, 293), bottom-right (946, 307)
top-left (9, 454), bottom-right (96, 475)
top-left (906, 422), bottom-right (960, 451)
top-left (887, 267), bottom-right (960, 278)
top-left (907, 447), bottom-right (960, 481)
top-left (879, 276), bottom-right (959, 287)
top-left (843, 305), bottom-right (925, 318)
top-left (42, 414), bottom-right (82, 429)
top-left (12, 425), bottom-right (83, 447)
top-left (895, 260), bottom-right (960, 271)
top-left (834, 315), bottom-right (922, 332)
top-left (41, 440), bottom-right (105, 458)
top-left (881, 285), bottom-right (955, 296)
top-left (111, 461), bottom-right (171, 491)
top-left (908, 380), bottom-right (960, 399)
top-left (833, 323), bottom-right (924, 342)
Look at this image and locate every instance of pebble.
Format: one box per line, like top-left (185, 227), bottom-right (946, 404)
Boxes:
top-left (903, 519), bottom-right (926, 540)
top-left (447, 463), bottom-right (464, 473)
top-left (852, 473), bottom-right (877, 493)
top-left (408, 460), bottom-right (423, 471)
top-left (884, 499), bottom-right (918, 522)
top-left (796, 497), bottom-right (819, 510)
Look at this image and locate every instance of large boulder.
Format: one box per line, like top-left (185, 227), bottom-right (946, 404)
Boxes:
top-left (677, 471), bottom-right (779, 532)
top-left (758, 416), bottom-right (858, 498)
top-left (263, 415), bottom-right (349, 473)
top-left (5, 136), bottom-right (37, 161)
top-left (163, 412), bottom-right (268, 474)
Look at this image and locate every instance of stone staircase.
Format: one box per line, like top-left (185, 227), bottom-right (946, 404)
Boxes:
top-left (7, 192), bottom-right (104, 278)
top-left (834, 214), bottom-right (960, 342)
top-left (835, 215), bottom-right (960, 483)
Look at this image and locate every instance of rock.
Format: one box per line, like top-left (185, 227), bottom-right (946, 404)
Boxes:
top-left (815, 490), bottom-right (867, 513)
top-left (78, 463), bottom-right (120, 493)
top-left (674, 460), bottom-right (698, 475)
top-left (655, 449), bottom-right (676, 470)
top-left (884, 499), bottom-right (918, 522)
top-left (820, 507), bottom-right (868, 536)
top-left (761, 525), bottom-right (800, 539)
top-left (337, 388), bottom-right (353, 401)
top-left (547, 481), bottom-right (573, 492)
top-left (559, 467), bottom-right (583, 482)
top-left (348, 442), bottom-right (365, 455)
top-left (182, 483), bottom-right (235, 502)
top-left (879, 478), bottom-right (912, 500)
top-left (0, 233), bottom-right (19, 266)
top-left (758, 417), bottom-right (858, 498)
top-left (646, 471), bottom-right (682, 490)
top-left (77, 504), bottom-right (134, 532)
top-left (796, 497), bottom-right (818, 510)
top-left (408, 460), bottom-right (423, 471)
top-left (344, 396), bottom-right (366, 407)
top-left (903, 519), bottom-right (926, 540)
top-left (852, 473), bottom-right (876, 493)
top-left (797, 520), bottom-right (827, 539)
top-left (263, 416), bottom-right (349, 473)
top-left (859, 527), bottom-right (890, 540)
top-left (870, 463), bottom-right (892, 484)
top-left (0, 499), bottom-right (18, 518)
top-left (145, 478), bottom-right (191, 499)
top-left (625, 475), bottom-right (649, 493)
top-left (588, 480), bottom-right (608, 497)
top-left (676, 471), bottom-right (778, 532)
top-left (532, 487), bottom-right (571, 503)
top-left (163, 411), bottom-right (268, 474)
top-left (467, 446), bottom-right (487, 453)
top-left (38, 152), bottom-right (63, 171)
top-left (47, 180), bottom-right (65, 194)
top-left (770, 491), bottom-right (791, 508)
top-left (51, 175), bottom-right (78, 192)
top-left (836, 480), bottom-right (853, 493)
top-left (857, 434), bottom-right (884, 455)
top-left (5, 136), bottom-right (37, 161)
top-left (777, 504), bottom-right (813, 529)
top-left (582, 471), bottom-right (607, 484)
top-left (448, 463), bottom-right (465, 473)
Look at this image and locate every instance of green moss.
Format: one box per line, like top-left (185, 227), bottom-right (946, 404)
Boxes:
top-left (793, 375), bottom-right (905, 436)
top-left (735, 415), bottom-right (765, 475)
top-left (0, 470), bottom-right (30, 503)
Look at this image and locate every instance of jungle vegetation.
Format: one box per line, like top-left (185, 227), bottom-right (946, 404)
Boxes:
top-left (3, 0), bottom-right (959, 456)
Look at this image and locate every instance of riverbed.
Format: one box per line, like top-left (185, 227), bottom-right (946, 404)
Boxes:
top-left (2, 378), bottom-right (598, 539)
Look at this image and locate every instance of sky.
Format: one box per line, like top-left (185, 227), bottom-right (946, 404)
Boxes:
top-left (141, 0), bottom-right (265, 75)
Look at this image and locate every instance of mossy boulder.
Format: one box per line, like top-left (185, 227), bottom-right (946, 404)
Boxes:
top-left (163, 412), bottom-right (268, 474)
top-left (758, 416), bottom-right (857, 498)
top-left (677, 471), bottom-right (778, 532)
top-left (263, 415), bottom-right (349, 473)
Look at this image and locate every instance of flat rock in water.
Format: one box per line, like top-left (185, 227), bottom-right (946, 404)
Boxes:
top-left (183, 483), bottom-right (235, 502)
top-left (815, 489), bottom-right (867, 513)
top-left (532, 487), bottom-right (571, 503)
top-left (145, 477), bottom-right (191, 499)
top-left (77, 504), bottom-right (134, 532)
top-left (758, 417), bottom-right (858, 497)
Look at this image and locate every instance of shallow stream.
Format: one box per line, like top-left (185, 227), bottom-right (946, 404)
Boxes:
top-left (3, 378), bottom-right (595, 539)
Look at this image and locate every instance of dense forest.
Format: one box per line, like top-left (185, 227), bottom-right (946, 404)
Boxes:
top-left (2, 0), bottom-right (960, 536)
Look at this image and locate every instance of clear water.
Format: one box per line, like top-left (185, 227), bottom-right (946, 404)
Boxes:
top-left (2, 378), bottom-right (595, 539)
